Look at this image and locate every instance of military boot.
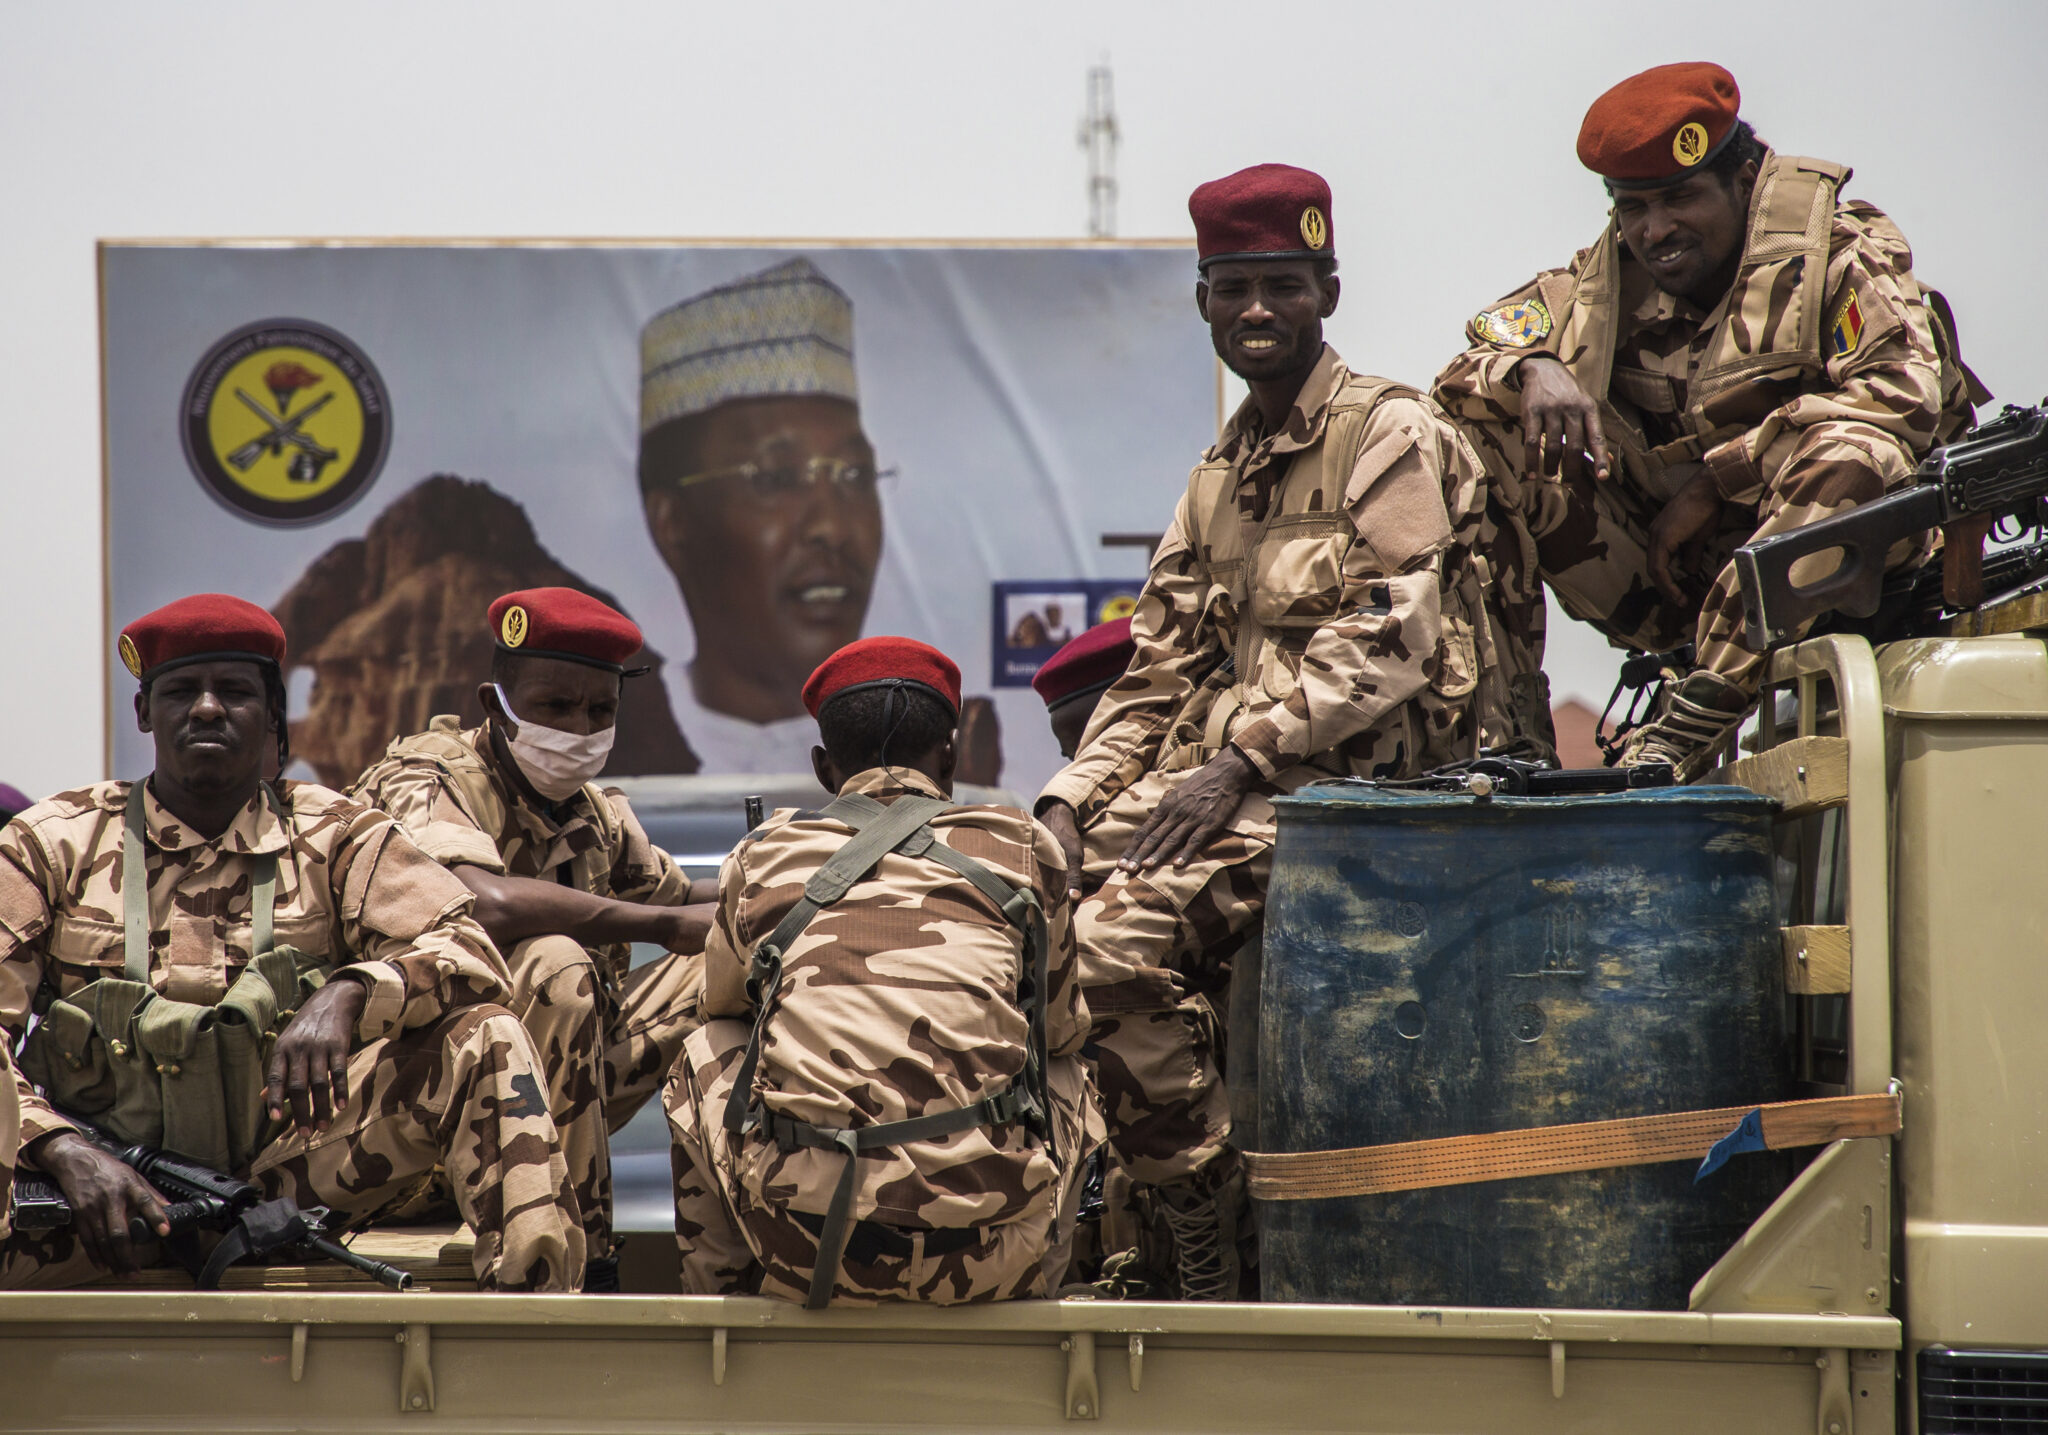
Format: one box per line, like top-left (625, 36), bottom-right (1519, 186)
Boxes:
top-left (1156, 1171), bottom-right (1246, 1302)
top-left (1620, 669), bottom-right (1752, 782)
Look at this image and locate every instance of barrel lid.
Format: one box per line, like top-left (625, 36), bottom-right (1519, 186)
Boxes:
top-left (1274, 781), bottom-right (1778, 814)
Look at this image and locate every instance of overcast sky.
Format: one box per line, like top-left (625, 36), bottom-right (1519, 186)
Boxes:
top-left (2, 0), bottom-right (2041, 796)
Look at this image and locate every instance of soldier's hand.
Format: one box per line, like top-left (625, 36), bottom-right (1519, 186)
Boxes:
top-left (1120, 747), bottom-right (1255, 873)
top-left (1519, 357), bottom-right (1611, 483)
top-left (659, 902), bottom-right (717, 953)
top-left (1037, 801), bottom-right (1087, 901)
top-left (32, 1131), bottom-right (169, 1276)
top-left (1648, 470), bottom-right (1725, 608)
top-left (268, 978), bottom-right (367, 1134)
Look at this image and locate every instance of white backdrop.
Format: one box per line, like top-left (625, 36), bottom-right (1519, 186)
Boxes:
top-left (2, 0), bottom-right (2042, 798)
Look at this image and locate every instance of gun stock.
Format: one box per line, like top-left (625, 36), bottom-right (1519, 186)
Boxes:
top-left (1736, 485), bottom-right (1943, 647)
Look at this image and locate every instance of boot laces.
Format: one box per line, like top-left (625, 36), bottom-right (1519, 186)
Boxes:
top-left (1158, 1193), bottom-right (1232, 1302)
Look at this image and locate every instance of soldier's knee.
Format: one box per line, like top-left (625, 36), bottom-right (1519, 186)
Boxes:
top-left (510, 934), bottom-right (599, 989)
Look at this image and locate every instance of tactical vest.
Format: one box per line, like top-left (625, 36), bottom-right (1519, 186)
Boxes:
top-left (1163, 377), bottom-right (1484, 777)
top-left (18, 785), bottom-right (327, 1173)
top-left (721, 792), bottom-right (1050, 1309)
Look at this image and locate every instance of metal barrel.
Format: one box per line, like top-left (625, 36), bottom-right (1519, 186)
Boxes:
top-left (1256, 783), bottom-right (1793, 1309)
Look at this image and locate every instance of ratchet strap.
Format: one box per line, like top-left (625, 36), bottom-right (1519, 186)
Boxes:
top-left (1243, 1089), bottom-right (1901, 1202)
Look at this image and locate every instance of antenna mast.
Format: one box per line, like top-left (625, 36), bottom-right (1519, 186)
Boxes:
top-left (1078, 61), bottom-right (1119, 238)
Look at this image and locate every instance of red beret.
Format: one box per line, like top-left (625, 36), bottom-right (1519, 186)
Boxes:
top-left (802, 636), bottom-right (961, 719)
top-left (489, 588), bottom-right (645, 674)
top-left (1189, 164), bottom-right (1333, 269)
top-left (119, 593), bottom-right (286, 681)
top-left (1578, 62), bottom-right (1741, 188)
top-left (1031, 618), bottom-right (1134, 711)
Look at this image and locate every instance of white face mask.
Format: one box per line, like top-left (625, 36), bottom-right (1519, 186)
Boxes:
top-left (492, 684), bottom-right (616, 800)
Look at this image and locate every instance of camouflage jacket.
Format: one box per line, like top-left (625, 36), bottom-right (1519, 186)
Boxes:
top-left (1041, 345), bottom-right (1497, 822)
top-left (701, 766), bottom-right (1088, 1229)
top-left (351, 717), bottom-right (690, 988)
top-left (1432, 151), bottom-right (1978, 510)
top-left (0, 779), bottom-right (509, 1147)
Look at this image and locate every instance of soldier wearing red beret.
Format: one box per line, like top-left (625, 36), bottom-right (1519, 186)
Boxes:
top-left (1032, 619), bottom-right (1136, 761)
top-left (349, 586), bottom-right (716, 1288)
top-left (663, 637), bottom-right (1097, 1306)
top-left (1, 595), bottom-right (584, 1290)
top-left (1037, 165), bottom-right (1511, 1299)
top-left (1433, 62), bottom-right (1984, 778)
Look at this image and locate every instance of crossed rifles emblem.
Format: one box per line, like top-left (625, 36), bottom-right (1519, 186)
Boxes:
top-left (226, 360), bottom-right (339, 484)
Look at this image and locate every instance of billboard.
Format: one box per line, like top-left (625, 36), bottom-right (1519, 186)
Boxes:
top-left (101, 242), bottom-right (1212, 797)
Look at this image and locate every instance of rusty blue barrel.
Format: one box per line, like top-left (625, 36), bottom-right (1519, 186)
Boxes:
top-left (1256, 783), bottom-right (1792, 1309)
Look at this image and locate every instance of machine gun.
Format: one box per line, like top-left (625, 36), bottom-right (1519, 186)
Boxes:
top-left (1327, 755), bottom-right (1677, 799)
top-left (8, 1113), bottom-right (414, 1290)
top-left (1736, 402), bottom-right (2048, 647)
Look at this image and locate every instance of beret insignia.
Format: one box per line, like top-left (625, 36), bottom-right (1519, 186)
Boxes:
top-left (1474, 298), bottom-right (1553, 349)
top-left (500, 605), bottom-right (529, 648)
top-left (1299, 205), bottom-right (1328, 250)
top-left (1672, 121), bottom-right (1709, 167)
top-left (119, 634), bottom-right (144, 678)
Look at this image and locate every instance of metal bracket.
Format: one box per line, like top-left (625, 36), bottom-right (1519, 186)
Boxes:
top-left (1061, 1331), bottom-right (1100, 1420)
top-left (1815, 1348), bottom-right (1851, 1435)
top-left (711, 1327), bottom-right (728, 1387)
top-left (290, 1324), bottom-right (309, 1384)
top-left (398, 1323), bottom-right (435, 1414)
top-left (1550, 1341), bottom-right (1567, 1399)
top-left (1127, 1334), bottom-right (1143, 1393)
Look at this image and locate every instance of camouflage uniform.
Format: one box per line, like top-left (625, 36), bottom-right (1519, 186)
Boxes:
top-left (0, 779), bottom-right (583, 1290)
top-left (1432, 152), bottom-right (1979, 713)
top-left (0, 1043), bottom-right (16, 1243)
top-left (664, 767), bottom-right (1096, 1305)
top-left (352, 716), bottom-right (701, 1256)
top-left (1039, 345), bottom-right (1497, 1195)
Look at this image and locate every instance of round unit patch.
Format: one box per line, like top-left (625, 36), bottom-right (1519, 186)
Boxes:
top-left (180, 319), bottom-right (391, 526)
top-left (1299, 205), bottom-right (1328, 250)
top-left (1672, 121), bottom-right (1710, 168)
top-left (1473, 298), bottom-right (1554, 349)
top-left (500, 605), bottom-right (530, 648)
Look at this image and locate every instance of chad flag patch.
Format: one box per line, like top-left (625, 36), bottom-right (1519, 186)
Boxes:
top-left (1828, 292), bottom-right (1865, 359)
top-left (1474, 298), bottom-right (1553, 349)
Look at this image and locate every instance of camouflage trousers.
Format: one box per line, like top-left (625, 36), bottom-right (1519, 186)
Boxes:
top-left (663, 1020), bottom-right (1087, 1305)
top-left (0, 1044), bottom-right (17, 1243)
top-left (1074, 766), bottom-right (1268, 1189)
top-left (0, 1005), bottom-right (584, 1291)
top-left (1459, 415), bottom-right (1924, 700)
top-left (506, 937), bottom-right (702, 1256)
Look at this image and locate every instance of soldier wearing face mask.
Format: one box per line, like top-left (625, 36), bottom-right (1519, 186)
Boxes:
top-left (351, 587), bottom-right (715, 1287)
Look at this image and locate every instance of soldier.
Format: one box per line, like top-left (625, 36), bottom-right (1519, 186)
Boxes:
top-left (1032, 618), bottom-right (1136, 761)
top-left (0, 1046), bottom-right (16, 1245)
top-left (1432, 62), bottom-right (1981, 778)
top-left (664, 637), bottom-right (1094, 1305)
top-left (0, 595), bottom-right (582, 1289)
top-left (1036, 164), bottom-right (1498, 1298)
top-left (351, 587), bottom-right (712, 1287)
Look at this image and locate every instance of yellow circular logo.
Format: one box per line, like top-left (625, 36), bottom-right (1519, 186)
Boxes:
top-left (118, 634), bottom-right (143, 678)
top-left (500, 606), bottom-right (529, 648)
top-left (181, 320), bottom-right (391, 526)
top-left (1672, 122), bottom-right (1710, 167)
top-left (1299, 205), bottom-right (1329, 250)
top-left (1097, 593), bottom-right (1138, 623)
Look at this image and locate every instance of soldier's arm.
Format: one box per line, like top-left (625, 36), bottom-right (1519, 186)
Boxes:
top-left (1428, 264), bottom-right (1577, 426)
top-left (1228, 399), bottom-right (1461, 780)
top-left (1038, 492), bottom-right (1215, 817)
top-left (1029, 819), bottom-right (1089, 1057)
top-left (1699, 215), bottom-right (1948, 509)
top-left (0, 831), bottom-right (76, 1152)
top-left (322, 804), bottom-right (515, 1044)
top-left (697, 848), bottom-right (753, 1021)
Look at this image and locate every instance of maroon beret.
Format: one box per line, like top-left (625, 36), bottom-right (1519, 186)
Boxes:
top-left (119, 593), bottom-right (286, 681)
top-left (1031, 618), bottom-right (1134, 711)
top-left (803, 636), bottom-right (961, 718)
top-left (1578, 62), bottom-right (1742, 188)
top-left (490, 587), bottom-right (645, 674)
top-left (1189, 164), bottom-right (1333, 269)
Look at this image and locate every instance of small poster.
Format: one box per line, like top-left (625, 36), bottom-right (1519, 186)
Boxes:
top-left (991, 580), bottom-right (1144, 687)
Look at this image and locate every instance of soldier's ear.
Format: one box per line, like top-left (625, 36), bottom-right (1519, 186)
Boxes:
top-left (134, 689), bottom-right (152, 734)
top-left (1194, 281), bottom-right (1212, 323)
top-left (1320, 273), bottom-right (1341, 319)
top-left (935, 734), bottom-right (958, 795)
top-left (811, 744), bottom-right (838, 796)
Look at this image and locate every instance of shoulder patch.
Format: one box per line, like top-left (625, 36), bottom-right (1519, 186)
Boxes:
top-left (1828, 292), bottom-right (1865, 359)
top-left (1474, 298), bottom-right (1553, 349)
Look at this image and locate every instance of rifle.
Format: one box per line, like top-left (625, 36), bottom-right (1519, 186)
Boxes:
top-left (8, 1113), bottom-right (415, 1290)
top-left (1735, 402), bottom-right (2048, 647)
top-left (1325, 755), bottom-right (1677, 799)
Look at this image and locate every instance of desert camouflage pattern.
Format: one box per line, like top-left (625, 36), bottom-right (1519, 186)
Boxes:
top-left (0, 778), bottom-right (582, 1289)
top-left (1039, 347), bottom-right (1498, 1184)
top-left (664, 766), bottom-right (1095, 1303)
top-left (0, 1043), bottom-right (15, 1243)
top-left (1433, 152), bottom-right (1977, 698)
top-left (353, 717), bottom-right (700, 1253)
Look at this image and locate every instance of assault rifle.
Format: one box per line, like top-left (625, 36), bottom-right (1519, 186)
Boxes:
top-left (1736, 402), bottom-right (2048, 647)
top-left (1328, 755), bottom-right (1677, 799)
top-left (8, 1114), bottom-right (414, 1290)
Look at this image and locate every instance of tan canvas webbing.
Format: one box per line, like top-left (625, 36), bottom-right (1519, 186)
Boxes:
top-left (1243, 1090), bottom-right (1900, 1201)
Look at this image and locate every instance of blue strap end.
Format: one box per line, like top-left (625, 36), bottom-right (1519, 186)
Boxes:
top-left (1695, 1108), bottom-right (1767, 1183)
